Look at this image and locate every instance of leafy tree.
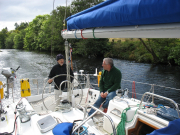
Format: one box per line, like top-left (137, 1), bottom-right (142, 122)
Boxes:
top-left (14, 23), bottom-right (19, 30)
top-left (31, 6), bottom-right (69, 52)
top-left (147, 39), bottom-right (179, 64)
top-left (149, 39), bottom-right (179, 64)
top-left (14, 30), bottom-right (26, 49)
top-left (69, 0), bottom-right (109, 57)
top-left (14, 34), bottom-right (22, 49)
top-left (36, 19), bottom-right (51, 51)
top-left (13, 22), bottom-right (28, 49)
top-left (50, 6), bottom-right (70, 52)
top-left (15, 22), bottom-right (29, 31)
top-left (139, 38), bottom-right (159, 63)
top-left (5, 32), bottom-right (17, 49)
top-left (168, 41), bottom-right (180, 65)
top-left (0, 28), bottom-right (8, 49)
top-left (71, 0), bottom-right (104, 14)
top-left (73, 38), bottom-right (110, 57)
top-left (24, 15), bottom-right (50, 50)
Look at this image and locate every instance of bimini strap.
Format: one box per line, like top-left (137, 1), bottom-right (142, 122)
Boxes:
top-left (81, 29), bottom-right (88, 39)
top-left (93, 28), bottom-right (99, 39)
top-left (74, 30), bottom-right (81, 39)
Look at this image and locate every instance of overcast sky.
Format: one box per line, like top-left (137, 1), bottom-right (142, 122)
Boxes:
top-left (0, 0), bottom-right (70, 31)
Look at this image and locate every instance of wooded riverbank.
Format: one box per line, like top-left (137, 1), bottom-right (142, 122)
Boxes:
top-left (0, 0), bottom-right (180, 65)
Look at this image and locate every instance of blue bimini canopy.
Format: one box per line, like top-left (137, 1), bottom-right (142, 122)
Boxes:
top-left (147, 119), bottom-right (180, 135)
top-left (66, 0), bottom-right (180, 31)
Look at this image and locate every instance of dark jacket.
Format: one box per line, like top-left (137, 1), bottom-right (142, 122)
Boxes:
top-left (100, 66), bottom-right (121, 93)
top-left (48, 64), bottom-right (74, 90)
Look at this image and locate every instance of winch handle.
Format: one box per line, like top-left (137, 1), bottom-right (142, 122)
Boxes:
top-left (16, 66), bottom-right (20, 71)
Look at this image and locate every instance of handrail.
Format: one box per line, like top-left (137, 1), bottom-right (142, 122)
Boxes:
top-left (59, 80), bottom-right (72, 104)
top-left (76, 104), bottom-right (86, 120)
top-left (72, 104), bottom-right (117, 135)
top-left (59, 80), bottom-right (72, 91)
top-left (139, 92), bottom-right (180, 118)
top-left (42, 74), bottom-right (83, 111)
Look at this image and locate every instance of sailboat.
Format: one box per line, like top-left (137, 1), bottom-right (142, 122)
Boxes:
top-left (1, 0), bottom-right (180, 135)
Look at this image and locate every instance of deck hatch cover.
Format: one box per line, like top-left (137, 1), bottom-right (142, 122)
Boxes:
top-left (37, 115), bottom-right (58, 133)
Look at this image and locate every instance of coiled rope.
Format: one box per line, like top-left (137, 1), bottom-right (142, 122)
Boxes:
top-left (111, 107), bottom-right (139, 135)
top-left (116, 107), bottom-right (130, 135)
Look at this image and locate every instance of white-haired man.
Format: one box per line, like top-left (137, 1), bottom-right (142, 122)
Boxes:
top-left (88, 58), bottom-right (122, 116)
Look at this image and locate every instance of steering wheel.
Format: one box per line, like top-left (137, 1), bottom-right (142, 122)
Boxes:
top-left (42, 74), bottom-right (83, 112)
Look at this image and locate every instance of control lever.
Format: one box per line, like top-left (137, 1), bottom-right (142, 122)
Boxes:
top-left (16, 66), bottom-right (20, 71)
top-left (75, 94), bottom-right (79, 98)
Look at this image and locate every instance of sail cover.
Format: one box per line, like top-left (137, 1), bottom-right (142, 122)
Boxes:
top-left (66, 0), bottom-right (180, 31)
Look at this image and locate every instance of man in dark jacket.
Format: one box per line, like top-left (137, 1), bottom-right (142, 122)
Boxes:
top-left (88, 58), bottom-right (122, 116)
top-left (48, 54), bottom-right (74, 105)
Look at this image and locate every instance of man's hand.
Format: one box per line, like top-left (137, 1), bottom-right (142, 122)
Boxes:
top-left (48, 79), bottom-right (53, 83)
top-left (101, 92), bottom-right (105, 98)
top-left (104, 92), bottom-right (108, 98)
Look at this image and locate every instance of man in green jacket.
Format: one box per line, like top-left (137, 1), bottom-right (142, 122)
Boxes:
top-left (88, 58), bottom-right (122, 116)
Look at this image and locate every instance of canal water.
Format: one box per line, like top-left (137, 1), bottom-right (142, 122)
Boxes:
top-left (0, 49), bottom-right (180, 105)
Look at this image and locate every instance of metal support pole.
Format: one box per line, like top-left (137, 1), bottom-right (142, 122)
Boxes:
top-left (152, 84), bottom-right (154, 104)
top-left (65, 40), bottom-right (71, 102)
top-left (6, 78), bottom-right (9, 98)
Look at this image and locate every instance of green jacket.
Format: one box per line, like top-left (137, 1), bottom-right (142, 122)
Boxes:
top-left (99, 66), bottom-right (122, 93)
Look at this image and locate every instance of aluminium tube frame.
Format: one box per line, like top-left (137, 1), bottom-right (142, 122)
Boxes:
top-left (139, 92), bottom-right (180, 118)
top-left (72, 104), bottom-right (116, 135)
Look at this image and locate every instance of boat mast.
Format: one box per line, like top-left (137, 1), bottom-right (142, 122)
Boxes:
top-left (64, 40), bottom-right (71, 102)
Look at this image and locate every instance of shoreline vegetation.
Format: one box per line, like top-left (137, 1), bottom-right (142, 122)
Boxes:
top-left (0, 0), bottom-right (180, 66)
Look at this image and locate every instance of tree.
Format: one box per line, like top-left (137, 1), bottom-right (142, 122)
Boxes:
top-left (14, 30), bottom-right (26, 49)
top-left (73, 38), bottom-right (110, 57)
top-left (169, 44), bottom-right (180, 65)
top-left (69, 0), bottom-right (109, 57)
top-left (49, 6), bottom-right (70, 52)
top-left (16, 22), bottom-right (29, 31)
top-left (5, 32), bottom-right (17, 49)
top-left (0, 28), bottom-right (8, 49)
top-left (139, 38), bottom-right (159, 63)
top-left (13, 22), bottom-right (28, 49)
top-left (24, 15), bottom-right (50, 50)
top-left (14, 23), bottom-right (19, 30)
top-left (139, 38), bottom-right (179, 64)
top-left (71, 0), bottom-right (104, 14)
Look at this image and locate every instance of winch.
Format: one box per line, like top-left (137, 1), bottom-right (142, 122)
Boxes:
top-left (116, 88), bottom-right (129, 98)
top-left (16, 101), bottom-right (30, 123)
top-left (1, 66), bottom-right (20, 98)
top-left (73, 125), bottom-right (88, 135)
